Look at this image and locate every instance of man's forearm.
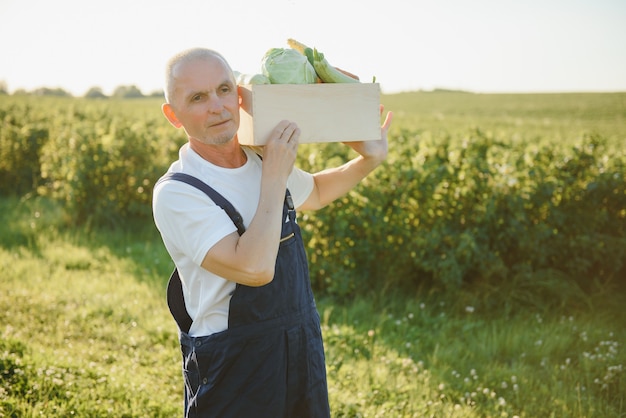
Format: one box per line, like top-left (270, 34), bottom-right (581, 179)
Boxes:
top-left (201, 177), bottom-right (287, 287)
top-left (304, 155), bottom-right (383, 210)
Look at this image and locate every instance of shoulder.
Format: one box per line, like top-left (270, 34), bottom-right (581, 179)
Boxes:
top-left (152, 172), bottom-right (219, 218)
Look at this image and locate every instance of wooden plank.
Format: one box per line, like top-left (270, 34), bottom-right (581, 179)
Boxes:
top-left (237, 83), bottom-right (381, 145)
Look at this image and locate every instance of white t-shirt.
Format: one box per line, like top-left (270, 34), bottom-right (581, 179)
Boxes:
top-left (152, 144), bottom-right (314, 337)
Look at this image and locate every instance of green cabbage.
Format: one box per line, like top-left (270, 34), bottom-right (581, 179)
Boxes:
top-left (261, 48), bottom-right (317, 84)
top-left (235, 72), bottom-right (270, 85)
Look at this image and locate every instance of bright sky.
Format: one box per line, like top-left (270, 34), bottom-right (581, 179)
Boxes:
top-left (1, 0), bottom-right (625, 96)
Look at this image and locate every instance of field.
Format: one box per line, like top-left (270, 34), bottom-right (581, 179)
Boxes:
top-left (1, 91), bottom-right (625, 417)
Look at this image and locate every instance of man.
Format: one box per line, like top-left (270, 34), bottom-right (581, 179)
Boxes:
top-left (152, 47), bottom-right (392, 417)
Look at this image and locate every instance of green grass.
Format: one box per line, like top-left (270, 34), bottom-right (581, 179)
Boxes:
top-left (1, 196), bottom-right (624, 417)
top-left (0, 197), bottom-right (180, 417)
top-left (382, 91), bottom-right (626, 144)
top-left (322, 296), bottom-right (625, 417)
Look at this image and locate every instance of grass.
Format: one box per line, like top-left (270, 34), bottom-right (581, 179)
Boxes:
top-left (0, 197), bottom-right (180, 417)
top-left (382, 91), bottom-right (626, 144)
top-left (320, 292), bottom-right (625, 417)
top-left (1, 195), bottom-right (624, 417)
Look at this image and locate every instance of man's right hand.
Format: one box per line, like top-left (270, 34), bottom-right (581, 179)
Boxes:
top-left (262, 120), bottom-right (300, 181)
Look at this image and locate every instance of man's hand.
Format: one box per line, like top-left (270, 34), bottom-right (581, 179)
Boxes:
top-left (344, 106), bottom-right (393, 164)
top-left (262, 120), bottom-right (300, 181)
top-left (299, 106), bottom-right (393, 212)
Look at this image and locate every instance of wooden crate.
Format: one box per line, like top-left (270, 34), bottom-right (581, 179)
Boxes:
top-left (237, 83), bottom-right (381, 145)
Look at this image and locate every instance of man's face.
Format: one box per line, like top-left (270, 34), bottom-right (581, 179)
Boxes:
top-left (168, 56), bottom-right (240, 145)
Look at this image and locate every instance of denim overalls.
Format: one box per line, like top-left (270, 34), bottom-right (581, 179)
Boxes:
top-left (161, 172), bottom-right (330, 418)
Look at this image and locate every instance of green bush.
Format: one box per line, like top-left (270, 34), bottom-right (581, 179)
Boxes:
top-left (38, 109), bottom-right (171, 225)
top-left (0, 102), bottom-right (49, 195)
top-left (300, 131), bottom-right (626, 298)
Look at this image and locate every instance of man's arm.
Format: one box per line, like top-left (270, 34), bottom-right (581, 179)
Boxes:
top-left (299, 109), bottom-right (393, 211)
top-left (200, 121), bottom-right (300, 287)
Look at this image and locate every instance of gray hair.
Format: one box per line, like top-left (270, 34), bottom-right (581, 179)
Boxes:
top-left (164, 48), bottom-right (233, 103)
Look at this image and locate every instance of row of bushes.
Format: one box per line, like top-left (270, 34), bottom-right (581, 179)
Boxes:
top-left (302, 130), bottom-right (625, 303)
top-left (1, 98), bottom-right (179, 224)
top-left (2, 97), bottom-right (625, 300)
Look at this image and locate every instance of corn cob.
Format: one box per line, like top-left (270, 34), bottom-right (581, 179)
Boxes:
top-left (287, 38), bottom-right (310, 54)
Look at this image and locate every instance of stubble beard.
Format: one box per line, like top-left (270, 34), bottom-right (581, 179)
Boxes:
top-left (199, 121), bottom-right (237, 146)
top-left (207, 132), bottom-right (234, 145)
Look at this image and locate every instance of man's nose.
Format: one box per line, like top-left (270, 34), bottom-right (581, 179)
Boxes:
top-left (206, 94), bottom-right (224, 113)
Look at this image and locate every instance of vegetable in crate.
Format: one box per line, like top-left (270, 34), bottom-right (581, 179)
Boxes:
top-left (235, 71), bottom-right (270, 85)
top-left (261, 48), bottom-right (317, 84)
top-left (308, 48), bottom-right (360, 83)
top-left (287, 38), bottom-right (361, 83)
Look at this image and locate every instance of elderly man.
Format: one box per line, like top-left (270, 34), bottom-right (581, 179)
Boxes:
top-left (152, 47), bottom-right (392, 417)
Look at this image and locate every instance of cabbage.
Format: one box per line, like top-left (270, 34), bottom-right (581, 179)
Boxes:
top-left (235, 72), bottom-right (270, 85)
top-left (261, 48), bottom-right (317, 84)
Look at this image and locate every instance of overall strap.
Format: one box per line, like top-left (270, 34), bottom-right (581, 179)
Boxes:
top-left (157, 172), bottom-right (246, 334)
top-left (159, 172), bottom-right (246, 235)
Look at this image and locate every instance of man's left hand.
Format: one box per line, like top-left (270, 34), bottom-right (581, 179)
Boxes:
top-left (345, 105), bottom-right (393, 164)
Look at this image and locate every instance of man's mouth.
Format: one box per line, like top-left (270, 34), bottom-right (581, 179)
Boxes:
top-left (209, 119), bottom-right (231, 128)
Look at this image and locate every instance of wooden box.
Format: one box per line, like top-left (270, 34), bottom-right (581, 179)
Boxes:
top-left (237, 83), bottom-right (381, 145)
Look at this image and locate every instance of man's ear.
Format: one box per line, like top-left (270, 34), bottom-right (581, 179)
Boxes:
top-left (162, 103), bottom-right (182, 128)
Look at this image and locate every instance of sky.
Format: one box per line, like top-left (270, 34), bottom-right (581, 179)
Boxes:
top-left (1, 0), bottom-right (625, 96)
